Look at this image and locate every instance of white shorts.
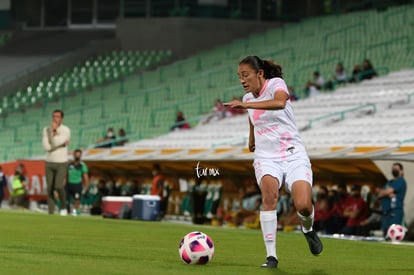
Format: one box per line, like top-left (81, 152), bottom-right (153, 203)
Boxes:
top-left (253, 158), bottom-right (313, 193)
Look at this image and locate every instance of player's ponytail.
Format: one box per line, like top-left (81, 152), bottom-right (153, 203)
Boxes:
top-left (262, 60), bottom-right (282, 79)
top-left (239, 56), bottom-right (283, 79)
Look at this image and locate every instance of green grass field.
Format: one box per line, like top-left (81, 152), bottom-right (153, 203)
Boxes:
top-left (1, 210), bottom-right (413, 275)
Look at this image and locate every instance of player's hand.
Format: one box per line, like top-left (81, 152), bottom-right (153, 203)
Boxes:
top-left (50, 120), bottom-right (58, 130)
top-left (224, 100), bottom-right (245, 108)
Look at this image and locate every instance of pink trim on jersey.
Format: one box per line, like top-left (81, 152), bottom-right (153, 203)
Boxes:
top-left (258, 79), bottom-right (269, 97)
top-left (279, 132), bottom-right (292, 160)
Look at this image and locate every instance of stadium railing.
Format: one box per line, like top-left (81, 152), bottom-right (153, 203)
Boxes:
top-left (77, 117), bottom-right (132, 149)
top-left (87, 132), bottom-right (141, 149)
top-left (306, 103), bottom-right (377, 130)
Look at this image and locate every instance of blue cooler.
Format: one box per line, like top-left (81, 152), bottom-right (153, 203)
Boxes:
top-left (132, 195), bottom-right (160, 221)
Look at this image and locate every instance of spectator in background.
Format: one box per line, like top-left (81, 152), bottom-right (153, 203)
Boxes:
top-left (9, 168), bottom-right (28, 208)
top-left (171, 111), bottom-right (191, 131)
top-left (151, 164), bottom-right (168, 219)
top-left (90, 179), bottom-right (109, 215)
top-left (357, 200), bottom-right (382, 236)
top-left (115, 128), bottom-right (128, 146)
top-left (278, 202), bottom-right (301, 231)
top-left (305, 71), bottom-right (326, 97)
top-left (65, 149), bottom-right (89, 216)
top-left (129, 179), bottom-right (142, 196)
top-left (334, 63), bottom-right (348, 84)
top-left (325, 184), bottom-right (352, 234)
top-left (232, 183), bottom-right (261, 227)
top-left (376, 162), bottom-right (407, 237)
top-left (288, 86), bottom-right (299, 101)
top-left (0, 166), bottom-right (7, 208)
top-left (325, 63), bottom-right (348, 90)
top-left (96, 127), bottom-right (116, 148)
top-left (98, 179), bottom-right (109, 197)
top-left (314, 186), bottom-right (331, 233)
top-left (340, 185), bottom-right (369, 235)
top-left (361, 59), bottom-right (377, 80)
top-left (349, 64), bottom-right (363, 83)
top-left (107, 179), bottom-right (121, 196)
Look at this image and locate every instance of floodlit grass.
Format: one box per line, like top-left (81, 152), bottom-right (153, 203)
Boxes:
top-left (1, 210), bottom-right (413, 275)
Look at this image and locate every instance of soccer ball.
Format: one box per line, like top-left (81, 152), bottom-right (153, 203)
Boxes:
top-left (178, 231), bottom-right (214, 264)
top-left (386, 224), bottom-right (407, 242)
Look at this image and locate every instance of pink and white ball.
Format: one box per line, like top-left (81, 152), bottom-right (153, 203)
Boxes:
top-left (386, 224), bottom-right (407, 242)
top-left (178, 231), bottom-right (214, 265)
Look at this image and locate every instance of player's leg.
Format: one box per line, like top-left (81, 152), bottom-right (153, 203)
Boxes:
top-left (254, 160), bottom-right (282, 268)
top-left (291, 180), bottom-right (314, 231)
top-left (291, 180), bottom-right (322, 255)
top-left (288, 159), bottom-right (323, 256)
top-left (259, 175), bottom-right (279, 268)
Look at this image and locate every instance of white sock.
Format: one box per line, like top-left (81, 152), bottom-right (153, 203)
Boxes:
top-left (297, 206), bottom-right (314, 233)
top-left (260, 210), bottom-right (277, 259)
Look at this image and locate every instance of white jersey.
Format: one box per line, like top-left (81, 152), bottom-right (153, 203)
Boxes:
top-left (243, 77), bottom-right (308, 161)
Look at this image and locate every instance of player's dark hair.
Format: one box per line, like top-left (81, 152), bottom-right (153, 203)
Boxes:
top-left (393, 162), bottom-right (403, 170)
top-left (74, 149), bottom-right (82, 154)
top-left (53, 109), bottom-right (64, 118)
top-left (239, 56), bottom-right (283, 79)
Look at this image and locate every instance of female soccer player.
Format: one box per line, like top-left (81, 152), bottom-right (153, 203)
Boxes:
top-left (225, 56), bottom-right (323, 268)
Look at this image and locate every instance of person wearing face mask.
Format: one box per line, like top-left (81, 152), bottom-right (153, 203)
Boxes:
top-left (339, 185), bottom-right (368, 236)
top-left (324, 184), bottom-right (352, 234)
top-left (376, 163), bottom-right (407, 237)
top-left (224, 56), bottom-right (323, 268)
top-left (65, 149), bottom-right (89, 216)
top-left (95, 127), bottom-right (116, 148)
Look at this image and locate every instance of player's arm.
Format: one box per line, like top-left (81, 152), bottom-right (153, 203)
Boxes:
top-left (248, 117), bottom-right (255, 152)
top-left (224, 90), bottom-right (289, 110)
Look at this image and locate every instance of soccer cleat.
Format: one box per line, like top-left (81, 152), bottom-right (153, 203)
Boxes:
top-left (304, 230), bottom-right (323, 255)
top-left (59, 209), bottom-right (68, 216)
top-left (261, 256), bottom-right (278, 268)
